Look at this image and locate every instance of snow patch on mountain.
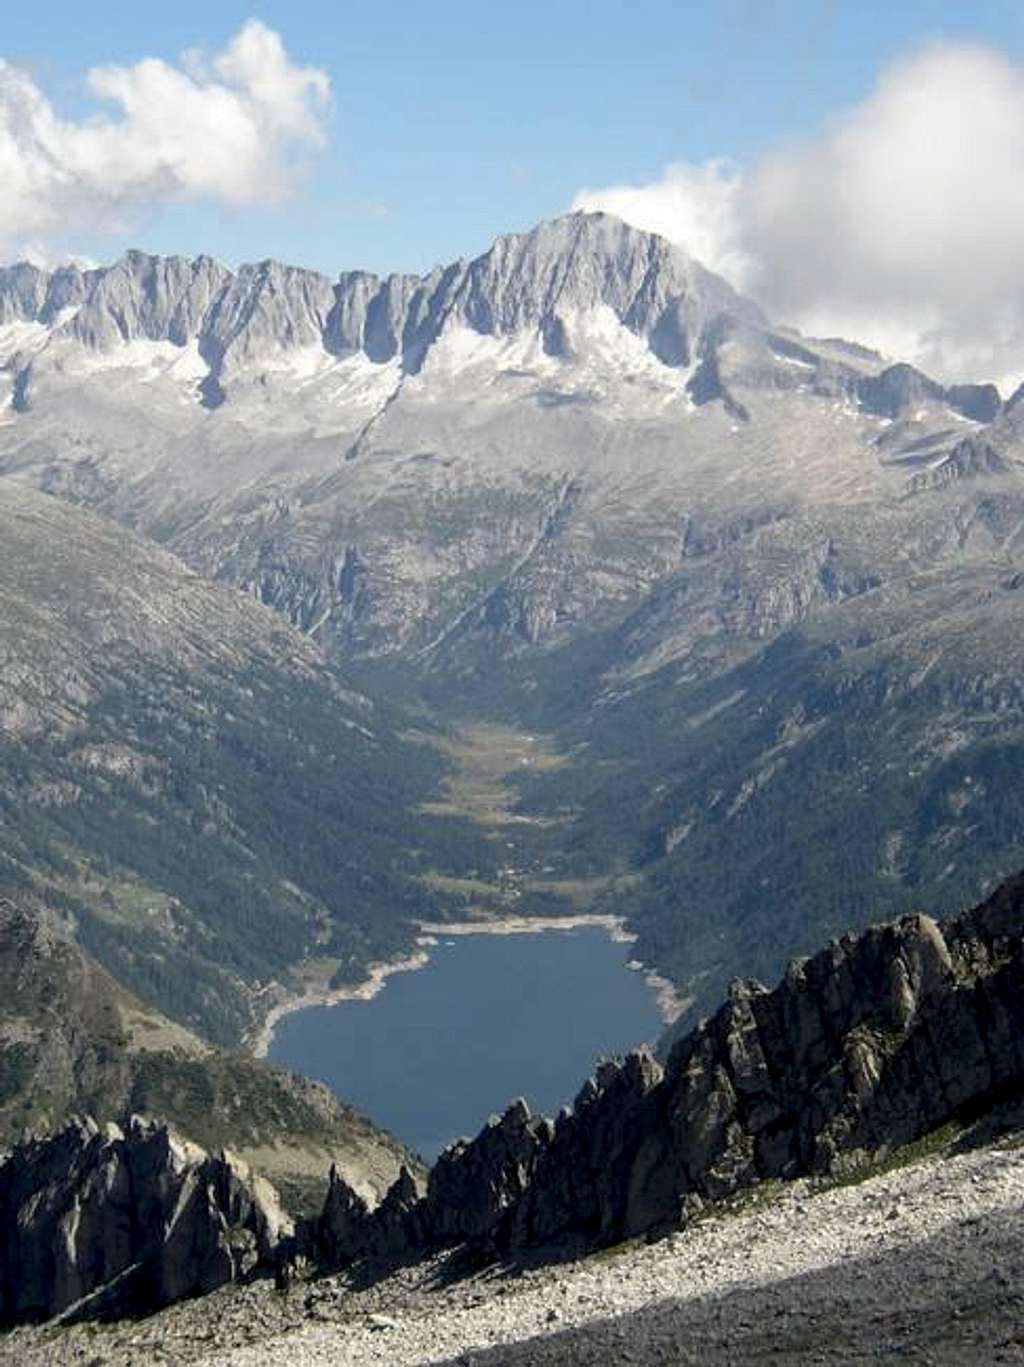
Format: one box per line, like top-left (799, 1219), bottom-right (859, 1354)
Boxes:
top-left (413, 307), bottom-right (692, 416)
top-left (0, 307), bottom-right (80, 363)
top-left (65, 337), bottom-right (209, 383)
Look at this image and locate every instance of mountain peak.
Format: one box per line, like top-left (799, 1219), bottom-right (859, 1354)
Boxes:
top-left (429, 209), bottom-right (761, 367)
top-left (0, 211), bottom-right (766, 398)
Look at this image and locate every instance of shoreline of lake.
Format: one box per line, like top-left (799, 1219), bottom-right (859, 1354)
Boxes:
top-left (417, 912), bottom-right (636, 943)
top-left (248, 947), bottom-right (431, 1059)
top-left (249, 913), bottom-right (680, 1060)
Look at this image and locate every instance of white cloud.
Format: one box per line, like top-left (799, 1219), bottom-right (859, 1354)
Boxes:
top-left (0, 20), bottom-right (330, 254)
top-left (573, 43), bottom-right (1024, 386)
top-left (574, 160), bottom-right (753, 289)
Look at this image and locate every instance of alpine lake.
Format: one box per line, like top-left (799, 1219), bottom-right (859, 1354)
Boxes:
top-left (268, 924), bottom-right (666, 1160)
top-left (269, 723), bottom-right (669, 1159)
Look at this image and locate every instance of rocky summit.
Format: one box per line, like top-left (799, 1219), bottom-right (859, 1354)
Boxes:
top-left (0, 214), bottom-right (753, 400)
top-left (0, 210), bottom-right (1009, 669)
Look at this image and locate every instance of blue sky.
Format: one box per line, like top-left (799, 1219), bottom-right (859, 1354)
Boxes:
top-left (4, 0), bottom-right (1024, 277)
top-left (5, 2), bottom-right (1024, 384)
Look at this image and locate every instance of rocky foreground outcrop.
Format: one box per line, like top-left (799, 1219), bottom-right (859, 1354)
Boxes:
top-left (0, 1116), bottom-right (290, 1326)
top-left (312, 871), bottom-right (1024, 1265)
top-left (4, 872), bottom-right (1024, 1327)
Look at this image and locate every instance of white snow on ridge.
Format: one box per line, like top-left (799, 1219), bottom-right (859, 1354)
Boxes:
top-left (0, 307), bottom-right (81, 366)
top-left (237, 344), bottom-right (338, 383)
top-left (304, 352), bottom-right (402, 406)
top-left (0, 320), bottom-right (52, 364)
top-left (50, 305), bottom-right (81, 331)
top-left (412, 307), bottom-right (687, 413)
top-left (63, 338), bottom-right (210, 385)
top-left (245, 347), bottom-right (401, 399)
top-left (224, 352), bottom-right (403, 428)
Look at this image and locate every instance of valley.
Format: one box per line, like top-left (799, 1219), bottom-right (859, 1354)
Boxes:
top-left (409, 719), bottom-right (640, 922)
top-left (1, 208), bottom-right (1024, 1348)
top-left (413, 720), bottom-right (568, 827)
top-left (249, 716), bottom-right (667, 1161)
top-left (3, 213), bottom-right (1022, 1040)
top-left (2, 214), bottom-right (1024, 1038)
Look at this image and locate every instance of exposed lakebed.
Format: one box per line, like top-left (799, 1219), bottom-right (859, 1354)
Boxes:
top-left (268, 926), bottom-right (665, 1161)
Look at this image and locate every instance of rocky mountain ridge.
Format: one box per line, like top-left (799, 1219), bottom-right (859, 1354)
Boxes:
top-left (0, 211), bottom-right (1005, 438)
top-left (2, 209), bottom-right (1015, 687)
top-left (309, 868), bottom-right (1024, 1265)
top-left (3, 871), bottom-right (1022, 1328)
top-left (7, 1141), bottom-right (1022, 1365)
top-left (0, 214), bottom-right (758, 405)
top-left (2, 210), bottom-right (1015, 680)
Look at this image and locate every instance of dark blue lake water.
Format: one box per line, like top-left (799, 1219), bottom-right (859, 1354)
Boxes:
top-left (268, 928), bottom-right (664, 1161)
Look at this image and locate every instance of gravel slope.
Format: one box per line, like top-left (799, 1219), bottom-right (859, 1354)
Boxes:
top-left (7, 1139), bottom-right (1021, 1366)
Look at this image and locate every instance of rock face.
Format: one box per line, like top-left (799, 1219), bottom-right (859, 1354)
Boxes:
top-left (854, 362), bottom-right (1001, 423)
top-left (0, 214), bottom-right (754, 390)
top-left (311, 872), bottom-right (1024, 1266)
top-left (316, 1161), bottom-right (426, 1267)
top-left (0, 1116), bottom-right (291, 1326)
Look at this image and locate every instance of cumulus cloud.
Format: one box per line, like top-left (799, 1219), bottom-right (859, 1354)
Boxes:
top-left (575, 160), bottom-right (753, 289)
top-left (573, 43), bottom-right (1024, 386)
top-left (0, 20), bottom-right (330, 253)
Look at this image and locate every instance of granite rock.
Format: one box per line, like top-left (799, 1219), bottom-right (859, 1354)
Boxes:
top-left (0, 1115), bottom-right (291, 1326)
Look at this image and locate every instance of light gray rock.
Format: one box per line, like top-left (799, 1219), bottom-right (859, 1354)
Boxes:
top-left (200, 260), bottom-right (336, 379)
top-left (0, 211), bottom-right (761, 390)
top-left (0, 262), bottom-right (50, 324)
top-left (67, 251), bottom-right (231, 351)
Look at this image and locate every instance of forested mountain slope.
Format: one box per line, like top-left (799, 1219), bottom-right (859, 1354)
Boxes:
top-left (0, 484), bottom-right (488, 1045)
top-left (0, 894), bottom-right (418, 1214)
